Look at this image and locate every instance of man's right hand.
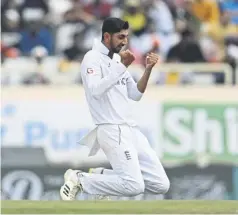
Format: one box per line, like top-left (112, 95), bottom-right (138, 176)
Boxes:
top-left (120, 50), bottom-right (135, 67)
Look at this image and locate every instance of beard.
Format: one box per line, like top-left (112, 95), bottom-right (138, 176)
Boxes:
top-left (110, 40), bottom-right (124, 53)
top-left (111, 46), bottom-right (123, 53)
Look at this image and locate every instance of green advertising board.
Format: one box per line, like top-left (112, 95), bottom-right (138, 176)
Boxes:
top-left (161, 103), bottom-right (238, 166)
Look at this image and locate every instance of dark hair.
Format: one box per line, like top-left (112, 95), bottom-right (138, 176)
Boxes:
top-left (181, 28), bottom-right (193, 38)
top-left (101, 17), bottom-right (129, 40)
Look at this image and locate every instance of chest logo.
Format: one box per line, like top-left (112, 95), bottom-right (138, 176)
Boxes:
top-left (87, 68), bottom-right (94, 74)
top-left (116, 78), bottom-right (127, 86)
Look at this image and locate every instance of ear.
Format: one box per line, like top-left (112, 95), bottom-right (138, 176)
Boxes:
top-left (104, 32), bottom-right (111, 42)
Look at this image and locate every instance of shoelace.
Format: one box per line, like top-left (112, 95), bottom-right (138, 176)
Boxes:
top-left (68, 181), bottom-right (84, 200)
top-left (76, 172), bottom-right (84, 191)
top-left (69, 185), bottom-right (79, 200)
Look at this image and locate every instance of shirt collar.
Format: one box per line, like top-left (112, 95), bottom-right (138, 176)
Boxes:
top-left (92, 38), bottom-right (110, 55)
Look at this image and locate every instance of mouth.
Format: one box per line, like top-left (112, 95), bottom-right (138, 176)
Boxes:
top-left (118, 45), bottom-right (124, 50)
top-left (113, 45), bottom-right (125, 53)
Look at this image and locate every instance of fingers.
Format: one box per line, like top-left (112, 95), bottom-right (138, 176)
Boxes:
top-left (126, 50), bottom-right (135, 59)
top-left (120, 49), bottom-right (135, 67)
top-left (125, 49), bottom-right (131, 54)
top-left (130, 52), bottom-right (136, 61)
top-left (147, 53), bottom-right (159, 60)
top-left (147, 53), bottom-right (159, 64)
top-left (121, 50), bottom-right (135, 61)
top-left (120, 50), bottom-right (134, 57)
top-left (147, 52), bottom-right (157, 57)
top-left (121, 49), bottom-right (132, 55)
top-left (147, 57), bottom-right (158, 65)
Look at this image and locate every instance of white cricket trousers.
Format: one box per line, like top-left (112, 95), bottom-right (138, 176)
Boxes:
top-left (80, 124), bottom-right (170, 196)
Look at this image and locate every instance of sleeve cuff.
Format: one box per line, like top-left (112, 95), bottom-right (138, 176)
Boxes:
top-left (133, 87), bottom-right (143, 101)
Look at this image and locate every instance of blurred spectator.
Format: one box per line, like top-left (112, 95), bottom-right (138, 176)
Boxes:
top-left (48, 0), bottom-right (73, 25)
top-left (63, 0), bottom-right (95, 24)
top-left (19, 0), bottom-right (49, 27)
top-left (63, 29), bottom-right (89, 61)
top-left (1, 10), bottom-right (21, 58)
top-left (204, 12), bottom-right (237, 40)
top-left (1, 0), bottom-right (20, 25)
top-left (218, 0), bottom-right (238, 84)
top-left (123, 0), bottom-right (147, 36)
top-left (202, 12), bottom-right (238, 49)
top-left (1, 9), bottom-right (20, 33)
top-left (22, 46), bottom-right (50, 85)
top-left (57, 0), bottom-right (96, 54)
top-left (188, 0), bottom-right (220, 25)
top-left (219, 0), bottom-right (238, 25)
top-left (122, 0), bottom-right (161, 64)
top-left (58, 27), bottom-right (91, 73)
top-left (122, 0), bottom-right (167, 63)
top-left (145, 0), bottom-right (175, 35)
top-left (1, 42), bottom-right (19, 63)
top-left (19, 0), bottom-right (49, 14)
top-left (83, 0), bottom-right (114, 20)
top-left (1, 0), bottom-right (22, 49)
top-left (201, 11), bottom-right (237, 61)
top-left (163, 0), bottom-right (178, 19)
top-left (174, 0), bottom-right (201, 34)
top-left (166, 28), bottom-right (206, 62)
top-left (18, 15), bottom-right (53, 55)
top-left (129, 24), bottom-right (161, 65)
top-left (143, 0), bottom-right (179, 58)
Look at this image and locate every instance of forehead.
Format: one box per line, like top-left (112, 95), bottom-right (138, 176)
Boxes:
top-left (114, 29), bottom-right (129, 37)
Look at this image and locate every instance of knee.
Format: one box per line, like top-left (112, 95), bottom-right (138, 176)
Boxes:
top-left (159, 177), bottom-right (170, 194)
top-left (123, 179), bottom-right (145, 196)
top-left (147, 177), bottom-right (170, 194)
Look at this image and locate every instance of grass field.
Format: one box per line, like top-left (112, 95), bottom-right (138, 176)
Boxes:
top-left (1, 200), bottom-right (238, 214)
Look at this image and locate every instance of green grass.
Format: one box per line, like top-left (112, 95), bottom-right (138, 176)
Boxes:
top-left (1, 200), bottom-right (238, 214)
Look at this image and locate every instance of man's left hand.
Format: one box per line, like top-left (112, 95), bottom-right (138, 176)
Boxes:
top-left (145, 53), bottom-right (159, 71)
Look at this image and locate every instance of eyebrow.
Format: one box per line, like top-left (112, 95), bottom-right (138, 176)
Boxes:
top-left (117, 33), bottom-right (129, 37)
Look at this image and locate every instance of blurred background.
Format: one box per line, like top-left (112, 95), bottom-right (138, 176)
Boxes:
top-left (1, 0), bottom-right (238, 201)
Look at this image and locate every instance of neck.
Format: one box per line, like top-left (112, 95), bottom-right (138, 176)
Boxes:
top-left (102, 40), bottom-right (114, 59)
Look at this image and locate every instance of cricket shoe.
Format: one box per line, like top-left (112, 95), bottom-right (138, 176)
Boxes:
top-left (60, 169), bottom-right (83, 201)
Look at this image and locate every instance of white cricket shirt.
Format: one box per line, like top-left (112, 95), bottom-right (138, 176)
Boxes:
top-left (80, 39), bottom-right (143, 126)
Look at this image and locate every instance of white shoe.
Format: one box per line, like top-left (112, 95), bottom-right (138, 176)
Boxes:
top-left (60, 169), bottom-right (83, 201)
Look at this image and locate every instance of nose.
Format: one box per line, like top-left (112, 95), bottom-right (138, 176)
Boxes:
top-left (122, 37), bottom-right (128, 45)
